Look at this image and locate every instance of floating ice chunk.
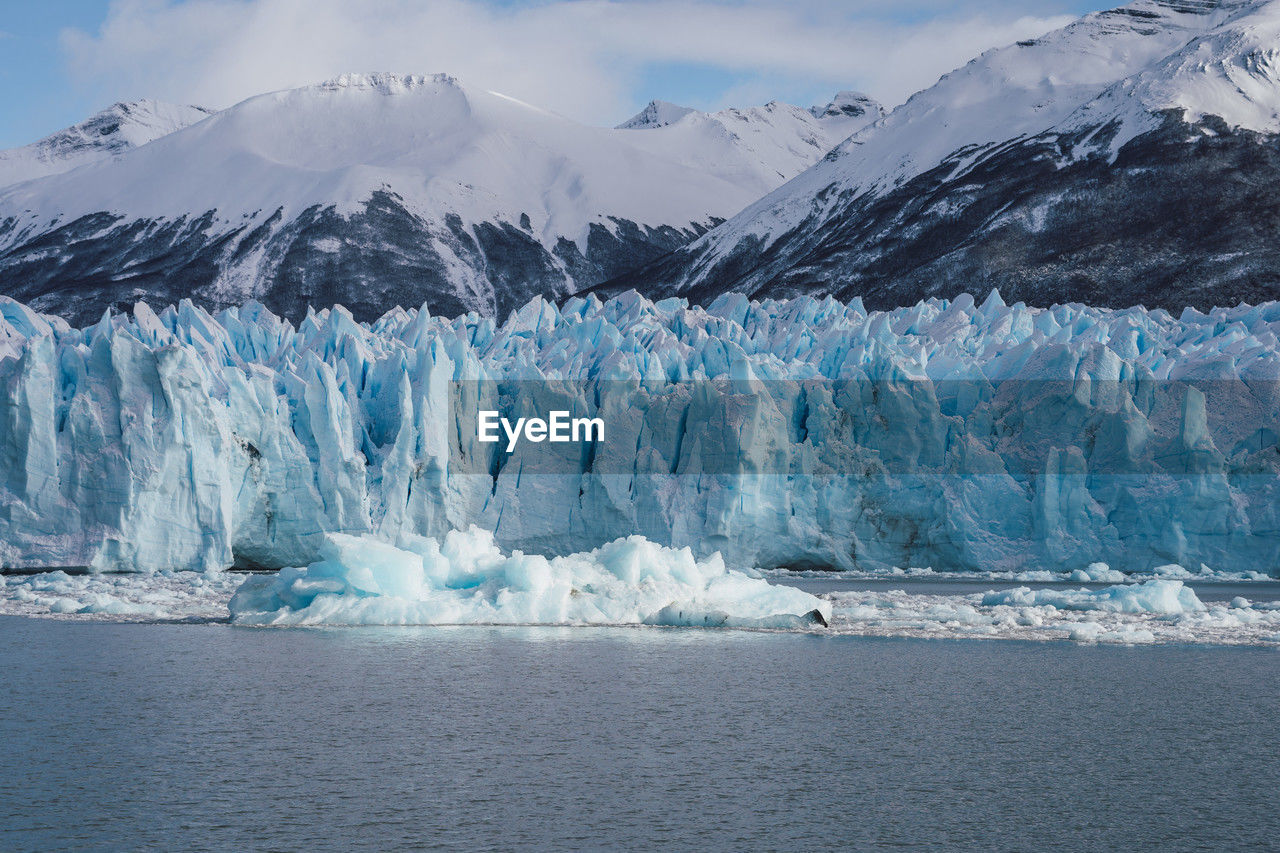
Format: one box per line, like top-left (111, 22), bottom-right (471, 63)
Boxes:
top-left (1065, 622), bottom-right (1157, 644)
top-left (981, 579), bottom-right (1206, 615)
top-left (824, 584), bottom-right (1280, 644)
top-left (1068, 562), bottom-right (1127, 583)
top-left (228, 528), bottom-right (832, 628)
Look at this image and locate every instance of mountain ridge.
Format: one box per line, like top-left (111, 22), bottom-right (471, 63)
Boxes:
top-left (0, 100), bottom-right (213, 189)
top-left (6, 0), bottom-right (1280, 322)
top-left (0, 73), bottom-right (866, 324)
top-left (599, 0), bottom-right (1280, 311)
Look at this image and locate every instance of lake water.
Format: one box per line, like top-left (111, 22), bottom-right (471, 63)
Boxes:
top-left (2, 614), bottom-right (1277, 851)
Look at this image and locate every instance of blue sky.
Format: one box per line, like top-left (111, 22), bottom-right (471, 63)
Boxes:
top-left (1, 0), bottom-right (1103, 149)
top-left (1, 2), bottom-right (109, 147)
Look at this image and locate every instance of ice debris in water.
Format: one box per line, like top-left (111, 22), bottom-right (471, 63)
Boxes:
top-left (227, 527), bottom-right (832, 628)
top-left (825, 581), bottom-right (1280, 645)
top-left (0, 570), bottom-right (240, 621)
top-left (5, 561), bottom-right (1280, 645)
top-left (981, 579), bottom-right (1205, 614)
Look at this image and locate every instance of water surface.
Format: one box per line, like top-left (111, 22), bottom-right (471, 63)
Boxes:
top-left (1, 615), bottom-right (1277, 851)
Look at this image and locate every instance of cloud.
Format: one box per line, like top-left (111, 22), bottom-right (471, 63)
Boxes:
top-left (60, 0), bottom-right (1078, 124)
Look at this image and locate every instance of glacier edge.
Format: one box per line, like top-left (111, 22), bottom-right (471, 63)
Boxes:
top-left (1, 289), bottom-right (1279, 576)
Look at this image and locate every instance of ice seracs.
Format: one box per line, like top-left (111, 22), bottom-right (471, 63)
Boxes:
top-left (1, 289), bottom-right (1278, 576)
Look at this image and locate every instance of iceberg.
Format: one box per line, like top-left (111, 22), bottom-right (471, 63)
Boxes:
top-left (227, 527), bottom-right (830, 628)
top-left (980, 579), bottom-right (1206, 615)
top-left (1, 290), bottom-right (1279, 575)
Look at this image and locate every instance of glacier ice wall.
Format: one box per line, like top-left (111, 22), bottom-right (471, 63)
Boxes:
top-left (1, 289), bottom-right (1279, 574)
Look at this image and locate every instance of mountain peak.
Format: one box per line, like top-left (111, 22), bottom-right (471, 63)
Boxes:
top-left (0, 99), bottom-right (212, 188)
top-left (316, 72), bottom-right (459, 96)
top-left (35, 99), bottom-right (213, 157)
top-left (810, 91), bottom-right (884, 121)
top-left (0, 73), bottom-right (866, 324)
top-left (617, 100), bottom-right (697, 129)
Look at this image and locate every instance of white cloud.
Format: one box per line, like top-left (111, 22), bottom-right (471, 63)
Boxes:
top-left (60, 0), bottom-right (1077, 124)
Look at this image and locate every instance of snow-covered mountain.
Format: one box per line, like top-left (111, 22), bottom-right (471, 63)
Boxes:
top-left (618, 94), bottom-right (881, 162)
top-left (0, 100), bottom-right (213, 188)
top-left (808, 91), bottom-right (883, 122)
top-left (616, 100), bottom-right (697, 129)
top-left (0, 74), bottom-right (871, 325)
top-left (618, 95), bottom-right (881, 185)
top-left (607, 0), bottom-right (1280, 311)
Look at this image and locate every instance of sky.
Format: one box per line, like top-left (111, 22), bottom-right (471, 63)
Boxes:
top-left (0, 0), bottom-right (1105, 149)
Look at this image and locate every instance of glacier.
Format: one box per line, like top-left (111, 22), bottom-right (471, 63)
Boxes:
top-left (1, 288), bottom-right (1279, 576)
